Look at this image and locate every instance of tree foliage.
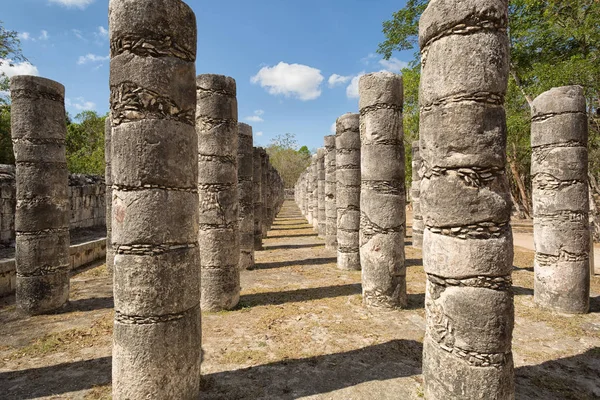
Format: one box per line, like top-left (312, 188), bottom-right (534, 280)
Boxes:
top-left (378, 0), bottom-right (600, 216)
top-left (266, 133), bottom-right (311, 188)
top-left (66, 111), bottom-right (106, 175)
top-left (1, 20), bottom-right (26, 104)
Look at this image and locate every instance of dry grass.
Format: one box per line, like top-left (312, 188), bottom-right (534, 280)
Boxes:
top-left (7, 313), bottom-right (112, 360)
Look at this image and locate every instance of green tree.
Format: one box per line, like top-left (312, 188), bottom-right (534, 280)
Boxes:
top-left (266, 133), bottom-right (311, 188)
top-left (66, 111), bottom-right (106, 175)
top-left (1, 20), bottom-right (26, 104)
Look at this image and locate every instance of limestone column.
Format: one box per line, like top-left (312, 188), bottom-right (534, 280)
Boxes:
top-left (261, 149), bottom-right (269, 238)
top-left (317, 147), bottom-right (326, 238)
top-left (531, 86), bottom-right (589, 314)
top-left (419, 1), bottom-right (514, 398)
top-left (411, 141), bottom-right (424, 249)
top-left (10, 75), bottom-right (70, 315)
top-left (253, 147), bottom-right (263, 250)
top-left (336, 113), bottom-right (361, 271)
top-left (238, 123), bottom-right (254, 270)
top-left (105, 118), bottom-right (114, 274)
top-left (109, 0), bottom-right (201, 397)
top-left (359, 72), bottom-right (406, 309)
top-left (196, 74), bottom-right (240, 311)
top-left (324, 135), bottom-right (337, 250)
top-left (311, 154), bottom-right (319, 230)
top-left (307, 154), bottom-right (316, 226)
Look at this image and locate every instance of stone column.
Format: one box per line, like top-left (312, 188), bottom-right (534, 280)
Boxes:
top-left (10, 75), bottom-right (70, 315)
top-left (311, 154), bottom-right (319, 231)
top-left (109, 0), bottom-right (201, 397)
top-left (411, 141), bottom-right (424, 249)
top-left (317, 147), bottom-right (326, 238)
top-left (307, 155), bottom-right (316, 225)
top-left (105, 117), bottom-right (114, 274)
top-left (238, 123), bottom-right (254, 270)
top-left (324, 135), bottom-right (337, 250)
top-left (261, 149), bottom-right (269, 238)
top-left (531, 86), bottom-right (589, 314)
top-left (253, 147), bottom-right (263, 250)
top-left (336, 113), bottom-right (361, 271)
top-left (419, 1), bottom-right (514, 398)
top-left (196, 74), bottom-right (240, 311)
top-left (359, 72), bottom-right (406, 309)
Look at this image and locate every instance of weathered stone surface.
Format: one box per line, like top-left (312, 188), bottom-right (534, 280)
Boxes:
top-left (109, 1), bottom-right (200, 397)
top-left (324, 135), bottom-right (337, 250)
top-left (317, 147), bottom-right (326, 238)
top-left (531, 86), bottom-right (589, 314)
top-left (336, 113), bottom-right (361, 271)
top-left (238, 123), bottom-right (254, 270)
top-left (419, 0), bottom-right (514, 396)
top-left (311, 153), bottom-right (319, 231)
top-left (411, 141), bottom-right (423, 249)
top-left (253, 147), bottom-right (263, 250)
top-left (196, 74), bottom-right (239, 312)
top-left (10, 75), bottom-right (70, 315)
top-left (105, 118), bottom-right (114, 275)
top-left (260, 150), bottom-right (269, 238)
top-left (359, 72), bottom-right (406, 309)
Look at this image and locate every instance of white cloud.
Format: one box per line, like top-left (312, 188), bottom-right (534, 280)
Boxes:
top-left (245, 115), bottom-right (264, 123)
top-left (361, 53), bottom-right (378, 66)
top-left (49, 0), bottom-right (95, 9)
top-left (39, 30), bottom-right (49, 40)
top-left (346, 72), bottom-right (366, 99)
top-left (379, 57), bottom-right (409, 73)
top-left (251, 62), bottom-right (323, 101)
top-left (66, 97), bottom-right (96, 111)
top-left (330, 122), bottom-right (336, 134)
top-left (255, 131), bottom-right (264, 137)
top-left (77, 53), bottom-right (109, 65)
top-left (0, 59), bottom-right (40, 78)
top-left (72, 29), bottom-right (86, 41)
top-left (244, 109), bottom-right (265, 123)
top-left (97, 26), bottom-right (108, 38)
top-left (328, 74), bottom-right (351, 88)
top-left (18, 32), bottom-right (31, 41)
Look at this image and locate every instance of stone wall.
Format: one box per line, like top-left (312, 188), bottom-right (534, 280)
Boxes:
top-left (0, 165), bottom-right (106, 246)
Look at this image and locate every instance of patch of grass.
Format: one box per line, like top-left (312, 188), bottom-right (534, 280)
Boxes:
top-left (219, 349), bottom-right (270, 365)
top-left (84, 384), bottom-right (111, 400)
top-left (77, 264), bottom-right (108, 279)
top-left (7, 313), bottom-right (112, 360)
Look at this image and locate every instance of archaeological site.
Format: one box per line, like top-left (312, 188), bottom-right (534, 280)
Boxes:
top-left (1, 0), bottom-right (599, 399)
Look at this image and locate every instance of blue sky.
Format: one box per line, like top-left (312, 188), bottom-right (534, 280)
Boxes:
top-left (1, 0), bottom-right (413, 150)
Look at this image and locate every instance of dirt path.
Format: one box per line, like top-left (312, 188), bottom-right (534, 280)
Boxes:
top-left (0, 200), bottom-right (599, 399)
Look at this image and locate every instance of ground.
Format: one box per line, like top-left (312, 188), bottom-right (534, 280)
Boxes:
top-left (0, 200), bottom-right (599, 399)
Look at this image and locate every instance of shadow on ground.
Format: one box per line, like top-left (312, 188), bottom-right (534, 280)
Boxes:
top-left (240, 284), bottom-right (362, 307)
top-left (252, 257), bottom-right (336, 270)
top-left (263, 243), bottom-right (325, 251)
top-left (0, 356), bottom-right (112, 399)
top-left (201, 339), bottom-right (423, 399)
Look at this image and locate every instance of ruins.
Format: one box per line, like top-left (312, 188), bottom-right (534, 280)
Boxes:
top-left (324, 135), bottom-right (337, 250)
top-left (238, 123), bottom-right (255, 270)
top-left (1, 1), bottom-right (599, 399)
top-left (335, 113), bottom-right (361, 271)
top-left (411, 141), bottom-right (423, 249)
top-left (196, 74), bottom-right (240, 311)
top-left (359, 72), bottom-right (406, 309)
top-left (419, 0), bottom-right (515, 397)
top-left (531, 86), bottom-right (590, 314)
top-left (253, 147), bottom-right (263, 251)
top-left (109, 0), bottom-right (201, 397)
top-left (10, 75), bottom-right (70, 315)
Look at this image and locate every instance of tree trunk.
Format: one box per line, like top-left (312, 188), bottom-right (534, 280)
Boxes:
top-left (508, 143), bottom-right (531, 218)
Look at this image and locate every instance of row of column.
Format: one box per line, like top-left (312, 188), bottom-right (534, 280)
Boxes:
top-left (295, 71), bottom-right (408, 309)
top-left (294, 2), bottom-right (592, 399)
